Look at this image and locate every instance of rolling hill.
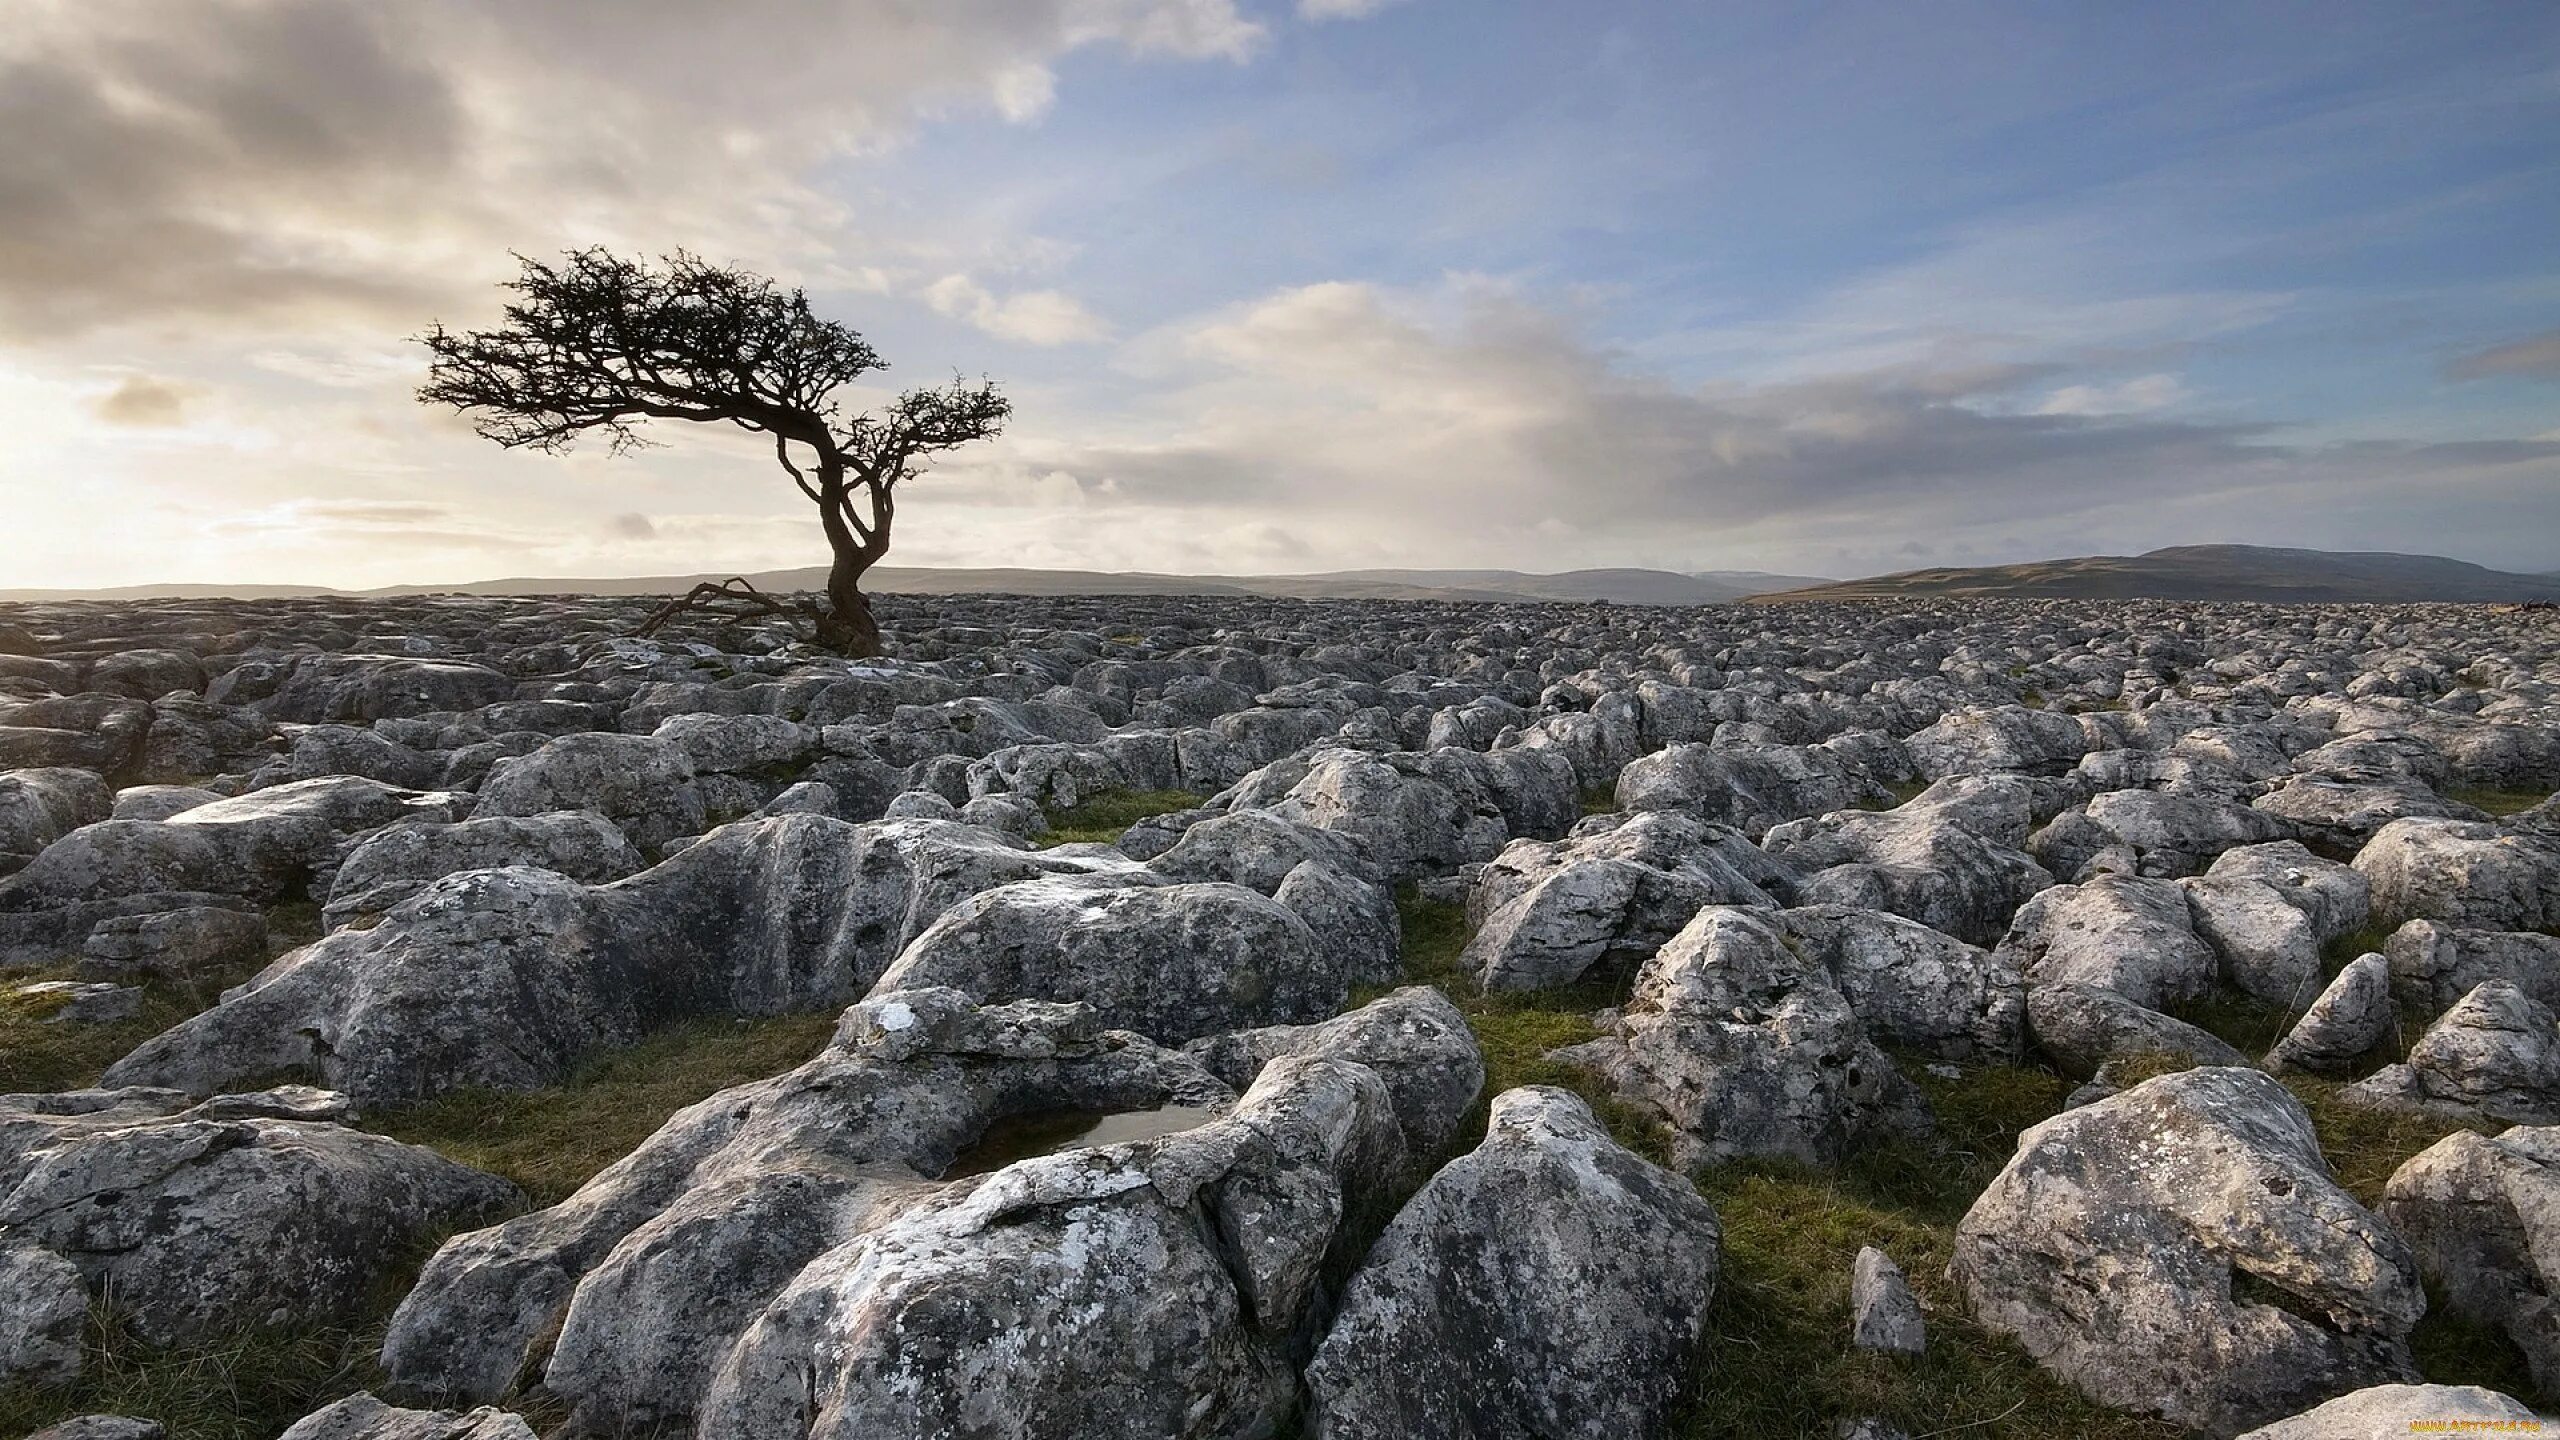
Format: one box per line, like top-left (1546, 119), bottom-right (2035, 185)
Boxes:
top-left (0, 566), bottom-right (1832, 607)
top-left (1755, 545), bottom-right (2560, 604)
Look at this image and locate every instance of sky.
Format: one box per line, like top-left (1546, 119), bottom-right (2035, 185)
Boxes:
top-left (2, 0), bottom-right (2556, 589)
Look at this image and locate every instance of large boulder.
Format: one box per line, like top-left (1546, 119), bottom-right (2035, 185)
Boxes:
top-left (385, 988), bottom-right (1240, 1425)
top-left (1613, 740), bottom-right (1882, 838)
top-left (2342, 980), bottom-right (2560, 1125)
top-left (277, 1393), bottom-right (536, 1440)
top-left (2180, 874), bottom-right (2326, 1010)
top-left (2235, 1384), bottom-right (2544, 1439)
top-left (1460, 812), bottom-right (1780, 992)
top-left (2024, 981), bottom-right (2249, 1082)
top-left (0, 1245), bottom-right (85, 1389)
top-left (1996, 874), bottom-right (2219, 1011)
top-left (106, 816), bottom-right (1127, 1104)
top-left (0, 1087), bottom-right (514, 1350)
top-left (2080, 789), bottom-right (2293, 876)
top-left (323, 810), bottom-right (645, 928)
top-left (872, 874), bottom-right (1344, 1043)
top-left (1181, 986), bottom-right (1487, 1159)
top-left (474, 732), bottom-right (707, 854)
top-left (2355, 817), bottom-right (2560, 931)
top-left (2264, 953), bottom-right (2398, 1076)
top-left (0, 768), bottom-right (112, 874)
top-left (1776, 903), bottom-right (2024, 1061)
top-left (2382, 1126), bottom-right (2560, 1399)
top-left (1302, 1087), bottom-right (1721, 1440)
top-left (1554, 906), bottom-right (1929, 1166)
top-left (691, 1052), bottom-right (1422, 1440)
top-left (2385, 920), bottom-right (2560, 1018)
top-left (2202, 841), bottom-right (2370, 941)
top-left (253, 655), bottom-right (517, 725)
top-left (1903, 706), bottom-right (2089, 779)
top-left (1951, 1067), bottom-right (2423, 1436)
top-left (1761, 787), bottom-right (2055, 946)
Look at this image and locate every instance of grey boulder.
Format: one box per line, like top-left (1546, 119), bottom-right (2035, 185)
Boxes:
top-left (0, 1087), bottom-right (514, 1349)
top-left (2381, 1126), bottom-right (2560, 1399)
top-left (2355, 817), bottom-right (2560, 931)
top-left (2265, 954), bottom-right (2397, 1076)
top-left (1555, 906), bottom-right (1930, 1167)
top-left (1303, 1087), bottom-right (1721, 1440)
top-left (2342, 980), bottom-right (2560, 1125)
top-left (2235, 1384), bottom-right (2544, 1439)
top-left (1951, 1066), bottom-right (2422, 1436)
top-left (322, 810), bottom-right (644, 928)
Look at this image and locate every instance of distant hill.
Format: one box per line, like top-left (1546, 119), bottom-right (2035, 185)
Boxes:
top-left (1757, 545), bottom-right (2560, 604)
top-left (0, 565), bottom-right (1832, 607)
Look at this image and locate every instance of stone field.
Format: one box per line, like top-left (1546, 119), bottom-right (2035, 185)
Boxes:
top-left (1, 590), bottom-right (2556, 1439)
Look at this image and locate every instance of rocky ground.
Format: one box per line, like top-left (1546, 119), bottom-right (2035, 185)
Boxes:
top-left (1, 590), bottom-right (2556, 1440)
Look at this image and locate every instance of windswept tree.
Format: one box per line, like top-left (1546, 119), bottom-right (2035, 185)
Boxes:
top-left (418, 249), bottom-right (1009, 655)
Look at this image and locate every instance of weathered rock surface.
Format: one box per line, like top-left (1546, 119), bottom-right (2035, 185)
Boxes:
top-left (1556, 906), bottom-right (1931, 1166)
top-left (2383, 1126), bottom-right (2560, 1398)
top-left (2265, 952), bottom-right (2398, 1075)
top-left (691, 1050), bottom-right (1425, 1440)
top-left (277, 1393), bottom-right (537, 1440)
top-left (387, 988), bottom-right (1479, 1430)
top-left (0, 588), bottom-right (2554, 1437)
top-left (2356, 816), bottom-right (2560, 930)
top-left (0, 1087), bottom-right (514, 1350)
top-left (1460, 811), bottom-right (1780, 991)
top-left (2234, 1384), bottom-right (2545, 1439)
top-left (105, 816), bottom-right (1125, 1103)
top-left (2343, 980), bottom-right (2560, 1124)
top-left (2386, 919), bottom-right (2560, 1017)
top-left (1850, 1245), bottom-right (1925, 1357)
top-left (1952, 1067), bottom-right (2423, 1435)
top-left (322, 810), bottom-right (644, 927)
top-left (1303, 1087), bottom-right (1721, 1440)
top-left (1998, 873), bottom-right (2219, 1011)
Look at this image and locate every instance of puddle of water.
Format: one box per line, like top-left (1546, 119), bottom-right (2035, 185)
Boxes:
top-left (941, 1104), bottom-right (1222, 1180)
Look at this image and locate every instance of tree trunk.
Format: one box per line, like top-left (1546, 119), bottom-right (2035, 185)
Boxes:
top-left (819, 549), bottom-right (883, 657)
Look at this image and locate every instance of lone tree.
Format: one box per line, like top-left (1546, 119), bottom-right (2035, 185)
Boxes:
top-left (418, 249), bottom-right (1009, 655)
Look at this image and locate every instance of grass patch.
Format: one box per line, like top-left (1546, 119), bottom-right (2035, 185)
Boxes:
top-left (0, 1309), bottom-right (389, 1440)
top-left (2322, 923), bottom-right (2397, 969)
top-left (1577, 785), bottom-right (1618, 817)
top-left (0, 960), bottom-right (270, 1095)
top-left (2169, 985), bottom-right (2295, 1055)
top-left (1036, 787), bottom-right (1204, 848)
top-left (369, 1011), bottom-right (840, 1205)
top-left (1856, 779), bottom-right (1935, 811)
top-left (1675, 1164), bottom-right (2186, 1440)
top-left (2444, 784), bottom-right (2552, 817)
top-left (1383, 893), bottom-right (2531, 1434)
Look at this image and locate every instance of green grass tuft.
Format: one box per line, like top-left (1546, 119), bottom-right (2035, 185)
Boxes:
top-left (0, 1309), bottom-right (390, 1440)
top-left (2444, 784), bottom-right (2553, 817)
top-left (1, 960), bottom-right (270, 1096)
top-left (1856, 779), bottom-right (1935, 811)
top-left (367, 1010), bottom-right (840, 1205)
top-left (1035, 787), bottom-right (1205, 847)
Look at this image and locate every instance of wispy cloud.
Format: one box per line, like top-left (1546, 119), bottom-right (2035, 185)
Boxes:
top-left (924, 274), bottom-right (1110, 345)
top-left (2448, 328), bottom-right (2560, 380)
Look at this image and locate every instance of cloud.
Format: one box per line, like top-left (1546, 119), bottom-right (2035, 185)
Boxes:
top-left (2034, 373), bottom-right (2191, 416)
top-left (0, 0), bottom-right (1261, 340)
top-left (610, 511), bottom-right (658, 539)
top-left (972, 277), bottom-right (2558, 571)
top-left (92, 375), bottom-right (189, 427)
top-left (2447, 328), bottom-right (2560, 380)
top-left (1298, 0), bottom-right (1408, 18)
top-left (925, 274), bottom-right (1111, 345)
